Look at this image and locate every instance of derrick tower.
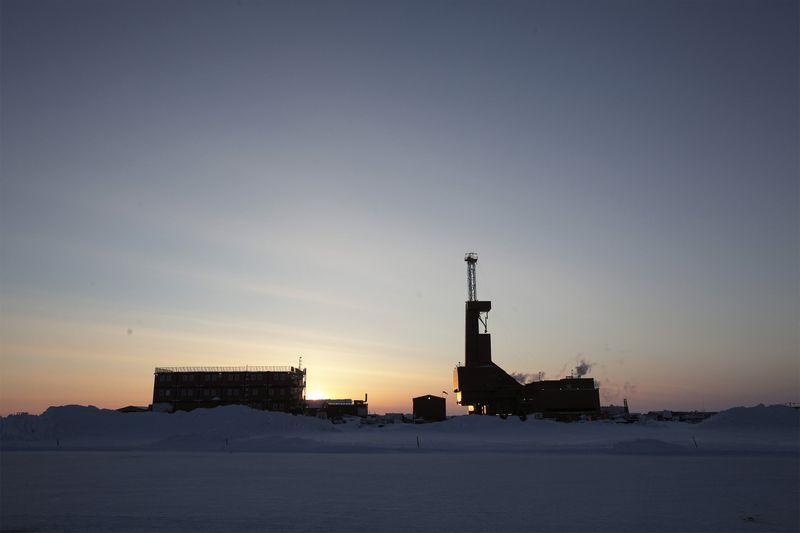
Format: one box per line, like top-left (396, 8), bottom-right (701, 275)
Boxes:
top-left (453, 252), bottom-right (601, 419)
top-left (463, 253), bottom-right (491, 366)
top-left (465, 252), bottom-right (478, 301)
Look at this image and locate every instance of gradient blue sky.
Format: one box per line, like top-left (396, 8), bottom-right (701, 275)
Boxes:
top-left (1, 0), bottom-right (797, 415)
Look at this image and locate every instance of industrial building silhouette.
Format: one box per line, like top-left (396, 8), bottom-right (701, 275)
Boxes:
top-left (151, 366), bottom-right (369, 418)
top-left (413, 394), bottom-right (446, 422)
top-left (454, 253), bottom-right (600, 419)
top-left (151, 366), bottom-right (306, 413)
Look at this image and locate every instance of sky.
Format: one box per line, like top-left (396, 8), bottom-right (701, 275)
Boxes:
top-left (1, 0), bottom-right (797, 416)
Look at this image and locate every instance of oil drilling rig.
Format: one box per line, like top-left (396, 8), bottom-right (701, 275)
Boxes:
top-left (453, 253), bottom-right (601, 419)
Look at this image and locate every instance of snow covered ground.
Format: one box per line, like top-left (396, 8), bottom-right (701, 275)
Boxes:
top-left (1, 405), bottom-right (798, 532)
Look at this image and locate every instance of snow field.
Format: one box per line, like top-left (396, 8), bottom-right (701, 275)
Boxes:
top-left (1, 451), bottom-right (797, 532)
top-left (1, 405), bottom-right (798, 532)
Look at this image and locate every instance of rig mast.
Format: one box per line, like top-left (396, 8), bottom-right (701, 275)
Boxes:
top-left (465, 252), bottom-right (478, 301)
top-left (464, 252), bottom-right (488, 333)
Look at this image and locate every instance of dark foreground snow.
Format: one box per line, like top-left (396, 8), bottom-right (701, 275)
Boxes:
top-left (2, 451), bottom-right (797, 533)
top-left (1, 405), bottom-right (798, 532)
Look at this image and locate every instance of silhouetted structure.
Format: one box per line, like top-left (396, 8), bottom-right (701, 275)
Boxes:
top-left (521, 377), bottom-right (600, 418)
top-left (304, 396), bottom-right (369, 419)
top-left (601, 398), bottom-right (631, 420)
top-left (453, 253), bottom-right (601, 419)
top-left (152, 366), bottom-right (306, 413)
top-left (413, 394), bottom-right (446, 422)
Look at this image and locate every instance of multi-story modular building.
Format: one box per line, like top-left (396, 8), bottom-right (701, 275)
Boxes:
top-left (152, 366), bottom-right (306, 413)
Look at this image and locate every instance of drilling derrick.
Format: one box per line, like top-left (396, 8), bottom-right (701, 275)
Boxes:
top-left (453, 252), bottom-right (602, 419)
top-left (463, 253), bottom-right (491, 366)
top-left (454, 253), bottom-right (520, 415)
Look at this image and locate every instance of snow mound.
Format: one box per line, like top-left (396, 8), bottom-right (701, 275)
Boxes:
top-left (699, 405), bottom-right (800, 430)
top-left (0, 404), bottom-right (338, 450)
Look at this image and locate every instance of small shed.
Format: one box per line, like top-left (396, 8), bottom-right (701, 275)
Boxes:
top-left (412, 394), bottom-right (446, 422)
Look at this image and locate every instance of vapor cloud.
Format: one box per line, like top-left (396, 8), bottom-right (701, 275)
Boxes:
top-left (601, 379), bottom-right (638, 405)
top-left (555, 355), bottom-right (595, 379)
top-left (511, 372), bottom-right (545, 384)
top-left (575, 359), bottom-right (593, 377)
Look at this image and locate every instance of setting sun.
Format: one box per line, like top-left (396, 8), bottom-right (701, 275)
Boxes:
top-left (306, 390), bottom-right (326, 401)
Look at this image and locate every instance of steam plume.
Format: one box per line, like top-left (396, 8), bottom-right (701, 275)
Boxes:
top-left (575, 359), bottom-right (592, 377)
top-left (511, 372), bottom-right (545, 384)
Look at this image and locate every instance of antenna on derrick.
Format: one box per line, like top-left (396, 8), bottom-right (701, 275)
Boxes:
top-left (465, 252), bottom-right (478, 301)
